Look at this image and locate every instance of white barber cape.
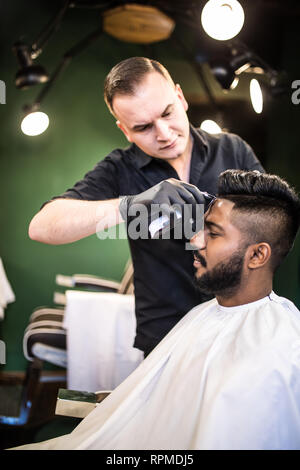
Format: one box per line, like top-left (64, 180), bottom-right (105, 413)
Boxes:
top-left (14, 292), bottom-right (300, 450)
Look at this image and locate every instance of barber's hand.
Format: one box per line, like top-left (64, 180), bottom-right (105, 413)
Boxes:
top-left (119, 178), bottom-right (214, 238)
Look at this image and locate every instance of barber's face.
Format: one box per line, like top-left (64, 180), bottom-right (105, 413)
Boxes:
top-left (191, 199), bottom-right (247, 296)
top-left (112, 72), bottom-right (191, 161)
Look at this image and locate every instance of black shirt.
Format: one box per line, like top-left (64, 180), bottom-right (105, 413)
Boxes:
top-left (48, 126), bottom-right (264, 355)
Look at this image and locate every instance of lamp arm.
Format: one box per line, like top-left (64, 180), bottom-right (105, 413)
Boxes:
top-left (229, 39), bottom-right (279, 78)
top-left (33, 26), bottom-right (103, 108)
top-left (31, 0), bottom-right (71, 59)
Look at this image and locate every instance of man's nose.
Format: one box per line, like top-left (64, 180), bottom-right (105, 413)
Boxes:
top-left (190, 230), bottom-right (206, 250)
top-left (156, 119), bottom-right (172, 141)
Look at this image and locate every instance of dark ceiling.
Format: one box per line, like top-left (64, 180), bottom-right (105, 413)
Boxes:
top-left (7, 0), bottom-right (297, 116)
top-left (48, 0), bottom-right (299, 71)
top-left (4, 0), bottom-right (299, 164)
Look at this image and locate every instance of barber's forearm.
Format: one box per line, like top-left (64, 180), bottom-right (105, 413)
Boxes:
top-left (28, 198), bottom-right (124, 245)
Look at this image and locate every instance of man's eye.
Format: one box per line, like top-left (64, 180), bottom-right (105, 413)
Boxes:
top-left (137, 124), bottom-right (151, 132)
top-left (208, 232), bottom-right (218, 238)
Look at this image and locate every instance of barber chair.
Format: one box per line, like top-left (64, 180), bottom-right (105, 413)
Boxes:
top-left (23, 261), bottom-right (134, 368)
top-left (0, 262), bottom-right (134, 447)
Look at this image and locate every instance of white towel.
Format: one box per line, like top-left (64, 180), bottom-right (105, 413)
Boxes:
top-left (63, 290), bottom-right (144, 392)
top-left (0, 258), bottom-right (15, 320)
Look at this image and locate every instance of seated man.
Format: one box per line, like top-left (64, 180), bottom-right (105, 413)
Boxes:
top-left (13, 170), bottom-right (300, 450)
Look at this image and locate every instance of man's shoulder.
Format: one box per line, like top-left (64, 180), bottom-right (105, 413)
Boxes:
top-left (268, 291), bottom-right (300, 318)
top-left (253, 293), bottom-right (300, 356)
top-left (91, 144), bottom-right (137, 175)
top-left (100, 143), bottom-right (149, 170)
top-left (193, 126), bottom-right (246, 148)
top-left (192, 125), bottom-right (263, 171)
top-left (103, 144), bottom-right (135, 163)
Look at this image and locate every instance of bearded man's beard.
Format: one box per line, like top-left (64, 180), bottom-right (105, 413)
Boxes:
top-left (194, 248), bottom-right (246, 297)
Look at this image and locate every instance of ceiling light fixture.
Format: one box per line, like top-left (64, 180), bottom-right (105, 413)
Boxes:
top-left (210, 46), bottom-right (252, 90)
top-left (200, 119), bottom-right (222, 134)
top-left (102, 4), bottom-right (175, 44)
top-left (13, 41), bottom-right (49, 90)
top-left (210, 60), bottom-right (240, 90)
top-left (209, 41), bottom-right (285, 110)
top-left (249, 78), bottom-right (263, 114)
top-left (21, 107), bottom-right (50, 136)
top-left (201, 0), bottom-right (245, 41)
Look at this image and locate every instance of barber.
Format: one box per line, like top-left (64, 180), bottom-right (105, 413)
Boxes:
top-left (29, 57), bottom-right (264, 357)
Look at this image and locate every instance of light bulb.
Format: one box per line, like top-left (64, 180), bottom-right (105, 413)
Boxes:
top-left (201, 0), bottom-right (245, 41)
top-left (250, 79), bottom-right (263, 114)
top-left (21, 111), bottom-right (49, 136)
top-left (200, 119), bottom-right (222, 134)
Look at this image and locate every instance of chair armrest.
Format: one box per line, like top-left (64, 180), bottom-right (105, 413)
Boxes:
top-left (56, 274), bottom-right (121, 292)
top-left (55, 388), bottom-right (111, 419)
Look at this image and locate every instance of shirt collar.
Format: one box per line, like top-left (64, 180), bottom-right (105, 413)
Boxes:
top-left (216, 292), bottom-right (273, 314)
top-left (130, 124), bottom-right (209, 170)
top-left (131, 144), bottom-right (153, 169)
top-left (190, 124), bottom-right (209, 153)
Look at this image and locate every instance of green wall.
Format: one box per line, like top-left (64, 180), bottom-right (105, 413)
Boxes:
top-left (265, 17), bottom-right (300, 307)
top-left (0, 2), bottom-right (137, 371)
top-left (0, 2), bottom-right (299, 372)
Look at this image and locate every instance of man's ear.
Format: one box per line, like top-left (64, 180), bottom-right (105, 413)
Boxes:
top-left (116, 120), bottom-right (132, 143)
top-left (175, 84), bottom-right (188, 112)
top-left (247, 243), bottom-right (272, 270)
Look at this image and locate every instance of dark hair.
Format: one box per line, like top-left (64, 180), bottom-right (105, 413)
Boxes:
top-left (104, 57), bottom-right (174, 115)
top-left (217, 170), bottom-right (300, 272)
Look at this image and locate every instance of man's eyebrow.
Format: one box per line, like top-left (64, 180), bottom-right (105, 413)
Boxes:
top-left (131, 103), bottom-right (174, 131)
top-left (132, 122), bottom-right (150, 132)
top-left (204, 220), bottom-right (225, 232)
top-left (161, 103), bottom-right (173, 115)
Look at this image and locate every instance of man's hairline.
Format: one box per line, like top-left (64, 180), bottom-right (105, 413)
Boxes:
top-left (216, 197), bottom-right (275, 252)
top-left (109, 70), bottom-right (176, 116)
top-left (209, 197), bottom-right (258, 245)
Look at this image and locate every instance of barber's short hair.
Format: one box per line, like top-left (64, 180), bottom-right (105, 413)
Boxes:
top-left (104, 57), bottom-right (175, 115)
top-left (217, 170), bottom-right (300, 272)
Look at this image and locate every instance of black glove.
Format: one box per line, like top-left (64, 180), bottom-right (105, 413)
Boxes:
top-left (119, 178), bottom-right (215, 240)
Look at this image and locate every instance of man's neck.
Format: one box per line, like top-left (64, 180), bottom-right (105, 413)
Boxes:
top-left (216, 279), bottom-right (273, 308)
top-left (166, 134), bottom-right (194, 183)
